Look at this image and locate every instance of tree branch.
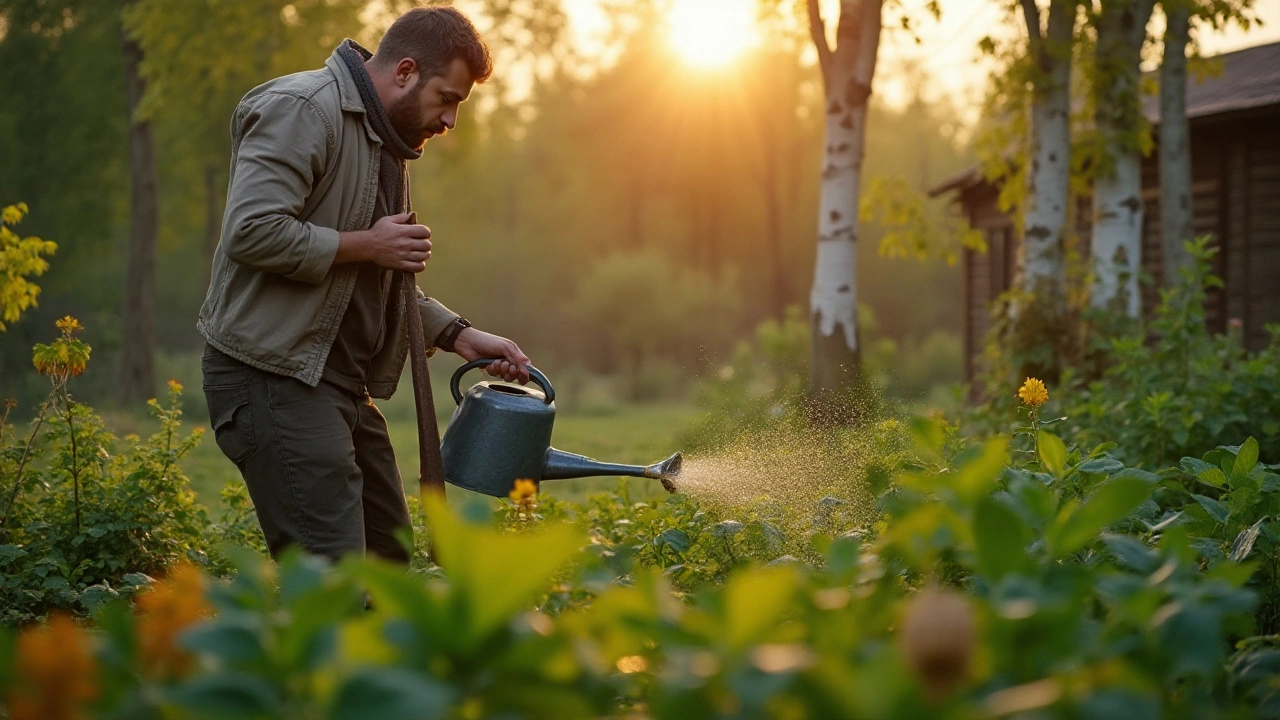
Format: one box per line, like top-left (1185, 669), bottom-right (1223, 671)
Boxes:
top-left (1020, 0), bottom-right (1043, 49)
top-left (807, 0), bottom-right (833, 89)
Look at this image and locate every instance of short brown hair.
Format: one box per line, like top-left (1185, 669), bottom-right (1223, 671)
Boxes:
top-left (373, 6), bottom-right (492, 84)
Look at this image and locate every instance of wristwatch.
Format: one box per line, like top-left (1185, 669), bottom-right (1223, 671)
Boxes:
top-left (437, 317), bottom-right (472, 352)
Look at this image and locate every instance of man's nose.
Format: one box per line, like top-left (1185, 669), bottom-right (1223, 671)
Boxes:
top-left (442, 110), bottom-right (457, 129)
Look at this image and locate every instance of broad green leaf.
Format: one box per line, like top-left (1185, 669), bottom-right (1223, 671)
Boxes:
top-left (1179, 456), bottom-right (1215, 477)
top-left (973, 497), bottom-right (1030, 579)
top-left (329, 667), bottom-right (452, 720)
top-left (953, 437), bottom-right (1009, 502)
top-left (1101, 534), bottom-right (1160, 574)
top-left (1198, 468), bottom-right (1228, 488)
top-left (425, 497), bottom-right (583, 644)
top-left (167, 672), bottom-right (280, 718)
top-left (654, 528), bottom-right (692, 556)
top-left (1192, 494), bottom-right (1229, 525)
top-left (724, 566), bottom-right (797, 651)
top-left (826, 535), bottom-right (860, 577)
top-left (1049, 477), bottom-right (1153, 557)
top-left (1233, 437), bottom-right (1260, 481)
top-left (180, 617), bottom-right (265, 666)
top-left (1038, 431), bottom-right (1068, 478)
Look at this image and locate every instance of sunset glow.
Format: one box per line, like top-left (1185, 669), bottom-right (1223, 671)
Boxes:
top-left (667, 0), bottom-right (757, 68)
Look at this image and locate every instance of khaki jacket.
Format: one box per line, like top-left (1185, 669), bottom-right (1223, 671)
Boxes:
top-left (198, 47), bottom-right (459, 398)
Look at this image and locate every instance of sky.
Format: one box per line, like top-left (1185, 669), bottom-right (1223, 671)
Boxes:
top-left (563, 0), bottom-right (1280, 125)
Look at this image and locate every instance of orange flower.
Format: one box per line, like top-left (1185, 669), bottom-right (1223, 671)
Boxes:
top-left (135, 562), bottom-right (211, 679)
top-left (7, 613), bottom-right (98, 720)
top-left (1017, 377), bottom-right (1049, 408)
top-left (509, 478), bottom-right (538, 504)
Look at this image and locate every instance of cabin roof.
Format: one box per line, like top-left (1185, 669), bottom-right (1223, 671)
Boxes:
top-left (928, 39), bottom-right (1280, 199)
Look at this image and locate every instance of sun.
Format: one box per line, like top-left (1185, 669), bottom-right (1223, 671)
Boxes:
top-left (667, 0), bottom-right (757, 69)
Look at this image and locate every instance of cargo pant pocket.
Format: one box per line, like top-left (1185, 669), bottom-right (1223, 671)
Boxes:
top-left (205, 383), bottom-right (257, 465)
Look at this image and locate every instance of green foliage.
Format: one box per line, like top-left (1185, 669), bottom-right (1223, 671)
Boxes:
top-left (0, 202), bottom-right (57, 331)
top-left (573, 250), bottom-right (744, 400)
top-left (5, 408), bottom-right (1280, 717)
top-left (861, 175), bottom-right (985, 267)
top-left (0, 322), bottom-right (256, 623)
top-left (1063, 239), bottom-right (1280, 467)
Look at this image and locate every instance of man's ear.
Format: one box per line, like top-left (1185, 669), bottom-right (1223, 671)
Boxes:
top-left (394, 57), bottom-right (419, 88)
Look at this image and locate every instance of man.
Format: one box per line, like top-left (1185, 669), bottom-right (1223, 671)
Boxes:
top-left (198, 6), bottom-right (529, 563)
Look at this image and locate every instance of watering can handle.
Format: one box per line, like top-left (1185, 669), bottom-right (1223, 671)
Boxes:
top-left (449, 359), bottom-right (555, 405)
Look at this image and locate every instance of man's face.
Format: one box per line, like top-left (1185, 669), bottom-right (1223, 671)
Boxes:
top-left (387, 57), bottom-right (474, 151)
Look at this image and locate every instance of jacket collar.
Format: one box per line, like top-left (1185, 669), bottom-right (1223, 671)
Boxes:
top-left (326, 42), bottom-right (370, 115)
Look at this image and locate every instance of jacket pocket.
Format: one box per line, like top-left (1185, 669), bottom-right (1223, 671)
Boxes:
top-left (205, 383), bottom-right (257, 465)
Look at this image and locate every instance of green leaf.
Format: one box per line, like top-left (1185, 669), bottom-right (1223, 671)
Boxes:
top-left (1198, 468), bottom-right (1228, 488)
top-left (1038, 431), bottom-right (1068, 478)
top-left (1049, 477), bottom-right (1153, 557)
top-left (329, 667), bottom-right (452, 720)
top-left (167, 672), bottom-right (279, 718)
top-left (1192, 494), bottom-right (1229, 525)
top-left (724, 566), bottom-right (797, 651)
top-left (1101, 534), bottom-right (1160, 574)
top-left (654, 528), bottom-right (692, 556)
top-left (973, 497), bottom-right (1030, 579)
top-left (953, 437), bottom-right (1009, 502)
top-left (425, 497), bottom-right (583, 645)
top-left (1234, 437), bottom-right (1260, 481)
top-left (181, 617), bottom-right (266, 666)
top-left (825, 534), bottom-right (860, 577)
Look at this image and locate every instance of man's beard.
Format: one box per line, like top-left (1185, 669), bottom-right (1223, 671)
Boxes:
top-left (388, 92), bottom-right (446, 151)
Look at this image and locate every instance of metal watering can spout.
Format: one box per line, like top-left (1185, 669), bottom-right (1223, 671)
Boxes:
top-left (439, 360), bottom-right (683, 498)
top-left (542, 450), bottom-right (683, 493)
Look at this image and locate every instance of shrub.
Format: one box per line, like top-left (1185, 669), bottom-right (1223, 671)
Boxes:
top-left (0, 319), bottom-right (252, 623)
top-left (1063, 239), bottom-right (1280, 467)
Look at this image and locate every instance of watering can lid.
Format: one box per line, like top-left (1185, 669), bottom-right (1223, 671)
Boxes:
top-left (450, 359), bottom-right (554, 405)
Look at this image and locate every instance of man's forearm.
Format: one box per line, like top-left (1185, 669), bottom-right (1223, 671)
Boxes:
top-left (333, 229), bottom-right (371, 265)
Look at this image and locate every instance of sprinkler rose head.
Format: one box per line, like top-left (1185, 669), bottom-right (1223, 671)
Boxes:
top-left (645, 452), bottom-right (683, 493)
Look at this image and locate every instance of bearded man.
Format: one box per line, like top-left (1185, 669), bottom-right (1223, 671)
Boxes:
top-left (198, 6), bottom-right (528, 563)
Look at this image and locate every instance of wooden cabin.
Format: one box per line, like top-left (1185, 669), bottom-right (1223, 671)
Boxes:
top-left (931, 40), bottom-right (1280, 383)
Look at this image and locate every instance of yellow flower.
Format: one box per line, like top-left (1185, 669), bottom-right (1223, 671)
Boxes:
top-left (166, 379), bottom-right (184, 394)
top-left (54, 315), bottom-right (83, 335)
top-left (8, 613), bottom-right (99, 720)
top-left (509, 478), bottom-right (538, 504)
top-left (1017, 377), bottom-right (1048, 408)
top-left (135, 562), bottom-right (211, 679)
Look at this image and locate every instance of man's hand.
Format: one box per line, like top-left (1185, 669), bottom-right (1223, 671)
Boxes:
top-left (452, 328), bottom-right (531, 384)
top-left (335, 213), bottom-right (431, 272)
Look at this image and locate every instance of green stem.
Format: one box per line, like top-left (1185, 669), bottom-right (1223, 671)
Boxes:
top-left (0, 390), bottom-right (56, 532)
top-left (61, 385), bottom-right (81, 534)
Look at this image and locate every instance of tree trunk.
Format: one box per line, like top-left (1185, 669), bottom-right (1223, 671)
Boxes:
top-left (1020, 0), bottom-right (1074, 298)
top-left (120, 7), bottom-right (158, 404)
top-left (1159, 4), bottom-right (1193, 284)
top-left (806, 0), bottom-right (881, 412)
top-left (1090, 0), bottom-right (1154, 317)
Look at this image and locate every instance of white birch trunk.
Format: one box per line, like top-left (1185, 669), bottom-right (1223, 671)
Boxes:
top-left (1091, 0), bottom-right (1154, 317)
top-left (1159, 4), bottom-right (1193, 283)
top-left (807, 0), bottom-right (881, 400)
top-left (1021, 0), bottom-right (1074, 295)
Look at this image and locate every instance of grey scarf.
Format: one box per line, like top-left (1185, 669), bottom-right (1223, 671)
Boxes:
top-left (336, 39), bottom-right (420, 216)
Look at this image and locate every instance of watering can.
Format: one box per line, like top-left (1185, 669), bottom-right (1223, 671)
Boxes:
top-left (439, 359), bottom-right (682, 497)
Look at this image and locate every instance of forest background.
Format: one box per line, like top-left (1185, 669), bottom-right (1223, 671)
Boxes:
top-left (0, 0), bottom-right (1276, 422)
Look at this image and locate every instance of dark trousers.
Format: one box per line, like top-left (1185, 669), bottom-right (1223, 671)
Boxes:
top-left (201, 347), bottom-right (413, 563)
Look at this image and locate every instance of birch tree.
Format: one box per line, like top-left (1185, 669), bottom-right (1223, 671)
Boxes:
top-left (1020, 0), bottom-right (1076, 300)
top-left (1158, 0), bottom-right (1193, 282)
top-left (1090, 0), bottom-right (1155, 317)
top-left (805, 0), bottom-right (883, 407)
